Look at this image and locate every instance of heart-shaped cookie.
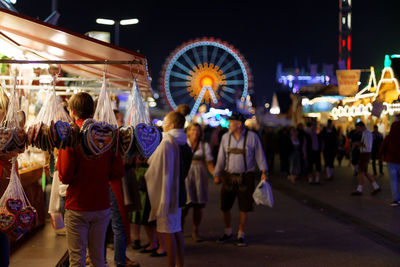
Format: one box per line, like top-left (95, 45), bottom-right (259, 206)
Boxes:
top-left (134, 123), bottom-right (161, 158)
top-left (55, 120), bottom-right (71, 143)
top-left (86, 122), bottom-right (116, 156)
top-left (0, 128), bottom-right (14, 151)
top-left (18, 207), bottom-right (36, 228)
top-left (119, 126), bottom-right (136, 156)
top-left (0, 211), bottom-right (16, 232)
top-left (6, 198), bottom-right (23, 214)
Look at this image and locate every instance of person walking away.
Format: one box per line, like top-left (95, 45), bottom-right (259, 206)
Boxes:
top-left (305, 123), bottom-right (322, 184)
top-left (320, 119), bottom-right (338, 180)
top-left (182, 123), bottom-right (215, 242)
top-left (288, 127), bottom-right (303, 184)
top-left (296, 123), bottom-right (307, 177)
top-left (278, 126), bottom-right (291, 176)
top-left (213, 111), bottom-right (268, 247)
top-left (350, 121), bottom-right (381, 196)
top-left (260, 126), bottom-right (277, 175)
top-left (348, 127), bottom-right (361, 176)
top-left (371, 125), bottom-right (384, 176)
top-left (336, 127), bottom-right (346, 166)
top-left (57, 92), bottom-right (124, 267)
top-left (379, 114), bottom-right (400, 206)
top-left (145, 109), bottom-right (190, 267)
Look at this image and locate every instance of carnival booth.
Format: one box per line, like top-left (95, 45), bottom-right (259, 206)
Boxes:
top-left (0, 7), bottom-right (156, 255)
top-left (331, 61), bottom-right (400, 133)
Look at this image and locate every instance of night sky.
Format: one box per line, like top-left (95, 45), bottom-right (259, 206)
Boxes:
top-left (13, 0), bottom-right (400, 107)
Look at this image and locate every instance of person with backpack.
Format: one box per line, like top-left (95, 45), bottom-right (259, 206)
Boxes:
top-left (213, 111), bottom-right (268, 247)
top-left (182, 122), bottom-right (215, 242)
top-left (145, 107), bottom-right (191, 267)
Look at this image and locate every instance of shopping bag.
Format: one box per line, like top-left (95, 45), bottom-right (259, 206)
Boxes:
top-left (253, 180), bottom-right (274, 207)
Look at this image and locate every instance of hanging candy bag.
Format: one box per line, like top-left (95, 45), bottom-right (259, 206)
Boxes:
top-left (0, 158), bottom-right (37, 241)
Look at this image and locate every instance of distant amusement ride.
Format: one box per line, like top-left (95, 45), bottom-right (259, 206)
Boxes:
top-left (161, 37), bottom-right (253, 120)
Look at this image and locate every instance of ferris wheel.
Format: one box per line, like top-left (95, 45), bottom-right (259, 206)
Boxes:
top-left (160, 37), bottom-right (253, 119)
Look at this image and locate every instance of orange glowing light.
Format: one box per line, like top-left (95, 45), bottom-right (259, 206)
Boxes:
top-left (201, 76), bottom-right (213, 87)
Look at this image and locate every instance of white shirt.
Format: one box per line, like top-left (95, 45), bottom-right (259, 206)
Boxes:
top-left (361, 129), bottom-right (373, 153)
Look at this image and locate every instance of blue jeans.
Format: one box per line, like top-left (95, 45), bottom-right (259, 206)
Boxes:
top-left (0, 231), bottom-right (10, 267)
top-left (387, 162), bottom-right (400, 202)
top-left (109, 186), bottom-right (127, 265)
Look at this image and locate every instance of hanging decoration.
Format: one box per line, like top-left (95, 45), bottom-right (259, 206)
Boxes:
top-left (27, 76), bottom-right (79, 151)
top-left (0, 158), bottom-right (37, 241)
top-left (81, 76), bottom-right (117, 157)
top-left (0, 74), bottom-right (27, 154)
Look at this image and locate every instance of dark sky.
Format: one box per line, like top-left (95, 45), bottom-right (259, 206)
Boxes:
top-left (13, 0), bottom-right (400, 106)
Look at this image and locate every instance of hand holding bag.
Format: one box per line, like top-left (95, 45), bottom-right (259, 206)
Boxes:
top-left (253, 180), bottom-right (274, 207)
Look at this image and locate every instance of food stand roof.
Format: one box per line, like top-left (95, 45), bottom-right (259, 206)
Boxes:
top-left (0, 8), bottom-right (152, 98)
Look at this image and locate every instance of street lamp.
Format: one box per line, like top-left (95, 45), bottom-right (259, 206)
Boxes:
top-left (96, 18), bottom-right (139, 46)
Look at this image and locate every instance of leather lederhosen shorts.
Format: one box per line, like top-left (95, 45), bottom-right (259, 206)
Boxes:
top-left (220, 171), bottom-right (255, 212)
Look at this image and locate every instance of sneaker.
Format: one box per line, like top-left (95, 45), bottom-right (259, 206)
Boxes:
top-left (371, 188), bottom-right (381, 196)
top-left (236, 237), bottom-right (247, 247)
top-left (350, 191), bottom-right (362, 196)
top-left (390, 201), bottom-right (400, 207)
top-left (216, 234), bottom-right (233, 244)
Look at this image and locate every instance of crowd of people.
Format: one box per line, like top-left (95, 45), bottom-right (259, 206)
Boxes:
top-left (260, 116), bottom-right (400, 206)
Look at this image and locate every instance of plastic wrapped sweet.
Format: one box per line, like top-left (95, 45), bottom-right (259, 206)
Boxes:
top-left (81, 76), bottom-right (117, 157)
top-left (0, 158), bottom-right (37, 241)
top-left (0, 77), bottom-right (27, 154)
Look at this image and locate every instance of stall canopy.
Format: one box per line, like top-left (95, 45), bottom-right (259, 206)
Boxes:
top-left (0, 8), bottom-right (152, 98)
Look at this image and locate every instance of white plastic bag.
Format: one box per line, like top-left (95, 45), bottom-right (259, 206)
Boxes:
top-left (94, 76), bottom-right (117, 126)
top-left (124, 79), bottom-right (150, 127)
top-left (253, 180), bottom-right (274, 207)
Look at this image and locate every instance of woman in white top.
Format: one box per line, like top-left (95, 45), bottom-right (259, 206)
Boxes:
top-left (182, 123), bottom-right (215, 242)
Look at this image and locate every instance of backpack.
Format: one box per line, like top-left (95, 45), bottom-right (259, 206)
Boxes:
top-left (178, 143), bottom-right (193, 207)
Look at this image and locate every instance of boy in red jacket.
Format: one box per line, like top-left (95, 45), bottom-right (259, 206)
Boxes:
top-left (57, 92), bottom-right (124, 267)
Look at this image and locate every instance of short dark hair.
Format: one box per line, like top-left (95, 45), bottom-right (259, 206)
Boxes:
top-left (68, 92), bottom-right (94, 119)
top-left (356, 121), bottom-right (365, 128)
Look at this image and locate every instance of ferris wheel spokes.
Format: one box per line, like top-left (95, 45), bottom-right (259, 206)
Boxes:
top-left (221, 92), bottom-right (234, 103)
top-left (174, 61), bottom-right (191, 74)
top-left (216, 52), bottom-right (228, 67)
top-left (192, 47), bottom-right (201, 66)
top-left (170, 71), bottom-right (189, 80)
top-left (224, 69), bottom-right (243, 79)
top-left (202, 46), bottom-right (208, 63)
top-left (183, 53), bottom-right (196, 69)
top-left (210, 46), bottom-right (218, 64)
top-left (223, 86), bottom-right (236, 94)
top-left (221, 59), bottom-right (237, 72)
top-left (225, 80), bottom-right (244, 85)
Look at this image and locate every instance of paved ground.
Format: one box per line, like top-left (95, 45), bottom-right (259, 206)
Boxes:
top-left (121, 159), bottom-right (400, 267)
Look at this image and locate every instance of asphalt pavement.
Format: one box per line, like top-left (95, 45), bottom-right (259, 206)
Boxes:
top-left (122, 158), bottom-right (400, 267)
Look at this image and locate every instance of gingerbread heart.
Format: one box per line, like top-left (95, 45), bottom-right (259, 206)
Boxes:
top-left (119, 126), bottom-right (136, 156)
top-left (0, 128), bottom-right (14, 151)
top-left (6, 198), bottom-right (23, 214)
top-left (18, 207), bottom-right (35, 227)
top-left (55, 120), bottom-right (71, 142)
top-left (86, 122), bottom-right (116, 155)
top-left (8, 225), bottom-right (25, 241)
top-left (13, 127), bottom-right (27, 147)
top-left (0, 212), bottom-right (16, 232)
top-left (134, 123), bottom-right (161, 158)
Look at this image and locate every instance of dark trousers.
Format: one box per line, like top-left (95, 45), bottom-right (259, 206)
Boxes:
top-left (372, 156), bottom-right (383, 175)
top-left (0, 231), bottom-right (10, 267)
top-left (265, 152), bottom-right (275, 175)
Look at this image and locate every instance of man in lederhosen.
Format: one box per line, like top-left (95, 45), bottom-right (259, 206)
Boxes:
top-left (213, 112), bottom-right (268, 247)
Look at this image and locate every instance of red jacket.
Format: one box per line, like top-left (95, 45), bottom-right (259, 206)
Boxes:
top-left (379, 120), bottom-right (400, 165)
top-left (57, 119), bottom-right (124, 211)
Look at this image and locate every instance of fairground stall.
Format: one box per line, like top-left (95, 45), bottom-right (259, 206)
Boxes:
top-left (0, 7), bottom-right (152, 263)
